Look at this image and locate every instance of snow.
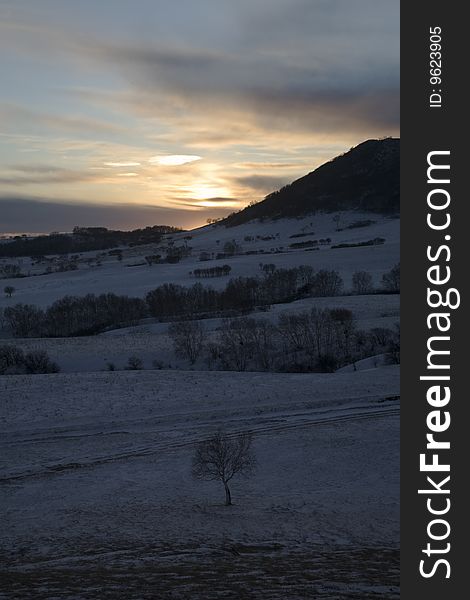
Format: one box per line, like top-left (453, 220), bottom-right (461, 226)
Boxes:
top-left (0, 212), bottom-right (400, 597)
top-left (0, 212), bottom-right (399, 309)
top-left (1, 368), bottom-right (399, 598)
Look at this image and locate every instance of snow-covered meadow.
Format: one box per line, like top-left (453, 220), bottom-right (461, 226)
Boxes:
top-left (1, 367), bottom-right (399, 598)
top-left (2, 291), bottom-right (398, 374)
top-left (0, 212), bottom-right (399, 309)
top-left (0, 212), bottom-right (400, 598)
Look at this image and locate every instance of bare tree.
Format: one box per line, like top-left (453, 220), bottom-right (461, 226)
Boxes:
top-left (311, 270), bottom-right (343, 297)
top-left (352, 271), bottom-right (373, 295)
top-left (223, 240), bottom-right (242, 256)
top-left (386, 323), bottom-right (401, 364)
top-left (278, 312), bottom-right (310, 353)
top-left (4, 286), bottom-right (15, 298)
top-left (192, 431), bottom-right (256, 505)
top-left (333, 213), bottom-right (342, 231)
top-left (168, 319), bottom-right (206, 364)
top-left (127, 355), bottom-right (143, 370)
top-left (382, 263), bottom-right (400, 292)
top-left (245, 318), bottom-right (278, 371)
top-left (217, 318), bottom-right (255, 371)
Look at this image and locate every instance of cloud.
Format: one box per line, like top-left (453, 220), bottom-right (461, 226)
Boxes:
top-left (148, 154), bottom-right (202, 166)
top-left (194, 200), bottom-right (239, 209)
top-left (9, 164), bottom-right (70, 174)
top-left (66, 43), bottom-right (398, 161)
top-left (83, 1), bottom-right (399, 141)
top-left (0, 195), bottom-right (227, 232)
top-left (234, 174), bottom-right (291, 193)
top-left (0, 0), bottom-right (399, 230)
top-left (234, 162), bottom-right (303, 170)
top-left (0, 104), bottom-right (125, 136)
top-left (0, 167), bottom-right (100, 186)
top-left (104, 161), bottom-right (141, 167)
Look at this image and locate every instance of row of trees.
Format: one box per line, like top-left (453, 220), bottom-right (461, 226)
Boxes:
top-left (191, 265), bottom-right (232, 278)
top-left (1, 264), bottom-right (400, 338)
top-left (0, 264), bottom-right (22, 278)
top-left (3, 294), bottom-right (147, 337)
top-left (352, 263), bottom-right (400, 294)
top-left (169, 312), bottom-right (400, 373)
top-left (146, 267), bottom-right (342, 320)
top-left (0, 225), bottom-right (181, 258)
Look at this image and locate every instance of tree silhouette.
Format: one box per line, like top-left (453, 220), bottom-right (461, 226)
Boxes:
top-left (192, 431), bottom-right (256, 505)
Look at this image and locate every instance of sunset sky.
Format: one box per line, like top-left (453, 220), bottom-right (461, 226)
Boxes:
top-left (0, 0), bottom-right (399, 233)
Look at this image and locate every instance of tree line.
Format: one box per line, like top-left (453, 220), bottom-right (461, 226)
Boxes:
top-left (1, 264), bottom-right (399, 338)
top-left (0, 225), bottom-right (181, 258)
top-left (191, 265), bottom-right (232, 278)
top-left (3, 294), bottom-right (147, 337)
top-left (169, 311), bottom-right (400, 373)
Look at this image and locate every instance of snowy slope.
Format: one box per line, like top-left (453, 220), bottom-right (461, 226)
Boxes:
top-left (1, 367), bottom-right (399, 598)
top-left (0, 212), bottom-right (399, 309)
top-left (0, 210), bottom-right (400, 598)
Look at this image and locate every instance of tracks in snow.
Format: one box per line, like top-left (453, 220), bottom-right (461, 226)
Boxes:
top-left (1, 401), bottom-right (399, 484)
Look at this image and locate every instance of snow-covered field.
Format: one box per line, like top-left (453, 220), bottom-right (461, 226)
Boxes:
top-left (1, 367), bottom-right (399, 599)
top-left (4, 293), bottom-right (399, 373)
top-left (0, 212), bottom-right (399, 309)
top-left (0, 213), bottom-right (400, 598)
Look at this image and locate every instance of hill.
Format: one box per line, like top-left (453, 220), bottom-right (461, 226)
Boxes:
top-left (222, 138), bottom-right (399, 227)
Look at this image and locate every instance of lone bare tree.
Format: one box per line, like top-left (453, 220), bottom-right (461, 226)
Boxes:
top-left (4, 286), bottom-right (15, 298)
top-left (192, 431), bottom-right (256, 506)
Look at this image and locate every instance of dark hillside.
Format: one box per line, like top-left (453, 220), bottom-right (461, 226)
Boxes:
top-left (223, 138), bottom-right (399, 227)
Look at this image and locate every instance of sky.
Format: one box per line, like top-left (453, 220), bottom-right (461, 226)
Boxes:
top-left (0, 0), bottom-right (399, 233)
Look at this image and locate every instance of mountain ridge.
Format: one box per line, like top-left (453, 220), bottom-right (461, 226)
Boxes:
top-left (222, 138), bottom-right (399, 227)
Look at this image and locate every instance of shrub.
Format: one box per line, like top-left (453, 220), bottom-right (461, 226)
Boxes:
top-left (0, 346), bottom-right (59, 374)
top-left (223, 240), bottom-right (242, 256)
top-left (127, 356), bottom-right (144, 370)
top-left (370, 327), bottom-right (395, 347)
top-left (289, 240), bottom-right (317, 249)
top-left (0, 345), bottom-right (25, 374)
top-left (0, 264), bottom-right (21, 277)
top-left (23, 350), bottom-right (60, 374)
